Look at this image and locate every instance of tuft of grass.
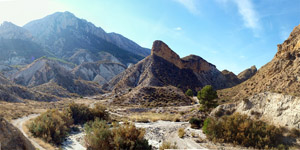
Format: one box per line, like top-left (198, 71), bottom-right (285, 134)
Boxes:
top-left (178, 128), bottom-right (185, 138)
top-left (159, 141), bottom-right (178, 150)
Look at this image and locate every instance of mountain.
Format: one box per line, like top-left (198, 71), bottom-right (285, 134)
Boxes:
top-left (0, 22), bottom-right (50, 65)
top-left (214, 25), bottom-right (300, 130)
top-left (23, 11), bottom-right (148, 65)
top-left (0, 117), bottom-right (35, 150)
top-left (103, 40), bottom-right (241, 106)
top-left (72, 61), bottom-right (126, 85)
top-left (12, 57), bottom-right (103, 97)
top-left (219, 24), bottom-right (300, 101)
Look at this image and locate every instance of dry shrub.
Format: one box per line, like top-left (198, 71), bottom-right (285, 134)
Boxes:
top-left (28, 109), bottom-right (73, 145)
top-left (129, 112), bottom-right (180, 123)
top-left (202, 113), bottom-right (285, 149)
top-left (159, 141), bottom-right (178, 150)
top-left (84, 120), bottom-right (151, 150)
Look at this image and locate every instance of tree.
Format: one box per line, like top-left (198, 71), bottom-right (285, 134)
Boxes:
top-left (185, 89), bottom-right (193, 97)
top-left (197, 85), bottom-right (218, 111)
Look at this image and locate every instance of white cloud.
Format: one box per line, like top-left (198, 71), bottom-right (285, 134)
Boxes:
top-left (233, 0), bottom-right (260, 30)
top-left (174, 0), bottom-right (199, 15)
top-left (280, 26), bottom-right (291, 41)
top-left (174, 27), bottom-right (182, 31)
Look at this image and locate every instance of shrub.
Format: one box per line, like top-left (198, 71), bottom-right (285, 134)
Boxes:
top-left (197, 85), bottom-right (218, 111)
top-left (28, 109), bottom-right (73, 145)
top-left (178, 128), bottom-right (185, 138)
top-left (159, 141), bottom-right (178, 150)
top-left (185, 89), bottom-right (193, 97)
top-left (66, 103), bottom-right (109, 124)
top-left (189, 117), bottom-right (203, 129)
top-left (85, 120), bottom-right (151, 150)
top-left (202, 113), bottom-right (284, 149)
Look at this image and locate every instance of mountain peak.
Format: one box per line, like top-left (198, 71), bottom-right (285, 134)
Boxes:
top-left (151, 40), bottom-right (182, 68)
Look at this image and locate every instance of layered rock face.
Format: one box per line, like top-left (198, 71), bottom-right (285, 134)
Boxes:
top-left (219, 25), bottom-right (300, 101)
top-left (0, 117), bottom-right (35, 150)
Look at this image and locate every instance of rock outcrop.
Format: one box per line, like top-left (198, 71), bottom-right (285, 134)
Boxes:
top-left (104, 40), bottom-right (242, 106)
top-left (0, 117), bottom-right (35, 150)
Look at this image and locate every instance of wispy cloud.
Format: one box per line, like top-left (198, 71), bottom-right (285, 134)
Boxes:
top-left (174, 27), bottom-right (182, 31)
top-left (233, 0), bottom-right (260, 30)
top-left (174, 0), bottom-right (199, 15)
top-left (279, 26), bottom-right (291, 41)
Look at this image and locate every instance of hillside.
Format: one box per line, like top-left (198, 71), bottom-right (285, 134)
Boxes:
top-left (218, 24), bottom-right (300, 101)
top-left (12, 57), bottom-right (103, 97)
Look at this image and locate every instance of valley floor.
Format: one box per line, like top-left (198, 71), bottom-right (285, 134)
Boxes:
top-left (4, 95), bottom-right (262, 150)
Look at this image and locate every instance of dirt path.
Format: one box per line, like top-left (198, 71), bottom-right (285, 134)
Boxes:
top-left (11, 114), bottom-right (46, 150)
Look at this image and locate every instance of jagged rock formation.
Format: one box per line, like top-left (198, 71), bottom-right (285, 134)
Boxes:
top-left (237, 65), bottom-right (257, 82)
top-left (0, 117), bottom-right (35, 150)
top-left (72, 61), bottom-right (126, 85)
top-left (23, 11), bottom-right (148, 64)
top-left (104, 40), bottom-right (242, 106)
top-left (218, 25), bottom-right (300, 101)
top-left (13, 57), bottom-right (103, 97)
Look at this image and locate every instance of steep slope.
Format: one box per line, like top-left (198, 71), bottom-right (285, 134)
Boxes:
top-left (218, 24), bottom-right (300, 101)
top-left (0, 117), bottom-right (35, 150)
top-left (23, 11), bottom-right (146, 65)
top-left (0, 22), bottom-right (50, 65)
top-left (13, 57), bottom-right (103, 97)
top-left (221, 70), bottom-right (241, 86)
top-left (72, 61), bottom-right (126, 85)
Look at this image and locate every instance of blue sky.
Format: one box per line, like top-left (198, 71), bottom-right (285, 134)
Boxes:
top-left (0, 0), bottom-right (299, 74)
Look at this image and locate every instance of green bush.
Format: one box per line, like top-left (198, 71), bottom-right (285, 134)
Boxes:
top-left (197, 85), bottom-right (218, 111)
top-left (66, 103), bottom-right (109, 124)
top-left (189, 117), bottom-right (203, 129)
top-left (185, 89), bottom-right (193, 97)
top-left (85, 120), bottom-right (151, 150)
top-left (202, 113), bottom-right (284, 149)
top-left (28, 109), bottom-right (73, 145)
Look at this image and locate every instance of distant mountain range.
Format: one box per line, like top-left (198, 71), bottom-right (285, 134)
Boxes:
top-left (0, 11), bottom-right (150, 67)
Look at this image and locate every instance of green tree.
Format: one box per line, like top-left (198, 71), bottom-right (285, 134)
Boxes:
top-left (185, 89), bottom-right (193, 97)
top-left (197, 85), bottom-right (218, 111)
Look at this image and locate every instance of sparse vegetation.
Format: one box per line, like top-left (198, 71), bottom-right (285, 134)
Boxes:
top-left (185, 89), bottom-right (193, 97)
top-left (178, 128), bottom-right (185, 138)
top-left (84, 119), bottom-right (151, 150)
top-left (202, 113), bottom-right (285, 149)
top-left (159, 141), bottom-right (178, 150)
top-left (197, 85), bottom-right (218, 111)
top-left (27, 109), bottom-right (73, 145)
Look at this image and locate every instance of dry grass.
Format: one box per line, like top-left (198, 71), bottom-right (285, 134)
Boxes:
top-left (178, 128), bottom-right (185, 138)
top-left (128, 112), bottom-right (181, 123)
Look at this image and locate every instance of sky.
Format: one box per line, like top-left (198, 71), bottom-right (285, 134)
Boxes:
top-left (0, 0), bottom-right (299, 74)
